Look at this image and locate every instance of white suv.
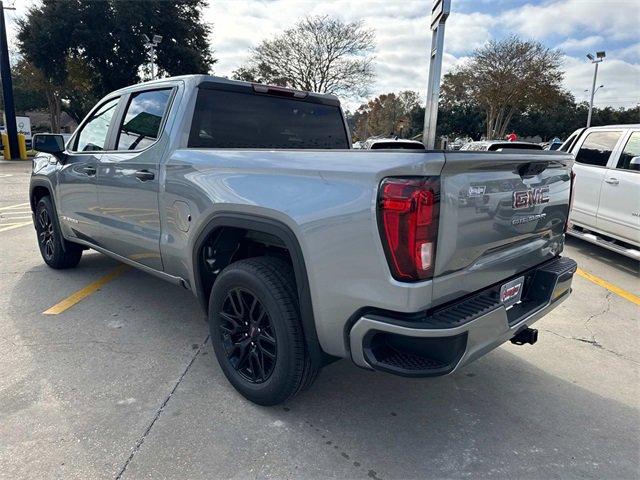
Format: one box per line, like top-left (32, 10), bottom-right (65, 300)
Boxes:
top-left (561, 124), bottom-right (640, 259)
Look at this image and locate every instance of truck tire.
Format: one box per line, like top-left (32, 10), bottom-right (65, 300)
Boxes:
top-left (35, 196), bottom-right (83, 269)
top-left (208, 257), bottom-right (319, 405)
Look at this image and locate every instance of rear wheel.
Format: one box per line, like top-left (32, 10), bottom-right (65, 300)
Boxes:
top-left (34, 196), bottom-right (83, 269)
top-left (208, 257), bottom-right (319, 405)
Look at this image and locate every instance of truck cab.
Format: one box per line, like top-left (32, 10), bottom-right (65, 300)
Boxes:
top-left (564, 124), bottom-right (640, 259)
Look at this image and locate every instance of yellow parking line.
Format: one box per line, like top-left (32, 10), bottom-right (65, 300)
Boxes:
top-left (576, 268), bottom-right (640, 306)
top-left (43, 264), bottom-right (130, 315)
top-left (0, 202), bottom-right (30, 211)
top-left (0, 221), bottom-right (32, 233)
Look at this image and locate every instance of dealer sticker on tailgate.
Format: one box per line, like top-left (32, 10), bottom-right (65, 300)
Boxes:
top-left (500, 276), bottom-right (524, 309)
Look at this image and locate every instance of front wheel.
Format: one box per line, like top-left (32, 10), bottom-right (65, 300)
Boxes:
top-left (34, 196), bottom-right (83, 269)
top-left (208, 257), bottom-right (319, 405)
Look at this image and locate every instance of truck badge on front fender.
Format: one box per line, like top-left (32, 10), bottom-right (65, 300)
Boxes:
top-left (512, 187), bottom-right (550, 209)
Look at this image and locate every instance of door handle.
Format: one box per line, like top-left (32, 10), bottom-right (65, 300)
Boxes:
top-left (82, 166), bottom-right (96, 176)
top-left (604, 177), bottom-right (619, 185)
top-left (134, 169), bottom-right (155, 181)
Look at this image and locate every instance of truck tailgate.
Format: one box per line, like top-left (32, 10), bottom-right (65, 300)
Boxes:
top-left (433, 150), bottom-right (573, 305)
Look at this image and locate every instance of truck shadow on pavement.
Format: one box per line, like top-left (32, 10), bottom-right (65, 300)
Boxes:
top-left (5, 251), bottom-right (638, 479)
top-left (277, 353), bottom-right (639, 479)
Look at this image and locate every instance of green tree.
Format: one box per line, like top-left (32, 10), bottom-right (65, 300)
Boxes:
top-left (436, 78), bottom-right (485, 140)
top-left (444, 36), bottom-right (565, 139)
top-left (12, 60), bottom-right (49, 113)
top-left (351, 91), bottom-right (421, 141)
top-left (233, 16), bottom-right (375, 97)
top-left (17, 0), bottom-right (215, 125)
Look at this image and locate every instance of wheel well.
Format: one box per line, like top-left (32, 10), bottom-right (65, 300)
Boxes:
top-left (198, 226), bottom-right (293, 311)
top-left (192, 214), bottom-right (325, 366)
top-left (31, 185), bottom-right (51, 211)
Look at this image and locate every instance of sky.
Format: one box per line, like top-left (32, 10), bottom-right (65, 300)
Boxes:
top-left (5, 0), bottom-right (640, 111)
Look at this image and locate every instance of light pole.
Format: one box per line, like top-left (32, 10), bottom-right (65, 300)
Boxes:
top-left (142, 34), bottom-right (163, 80)
top-left (586, 51), bottom-right (605, 128)
top-left (422, 0), bottom-right (450, 149)
top-left (0, 1), bottom-right (19, 159)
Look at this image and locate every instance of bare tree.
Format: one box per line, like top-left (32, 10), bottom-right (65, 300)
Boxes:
top-left (233, 16), bottom-right (375, 97)
top-left (444, 36), bottom-right (565, 139)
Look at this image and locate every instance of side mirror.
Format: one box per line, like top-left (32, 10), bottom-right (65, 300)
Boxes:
top-left (33, 133), bottom-right (65, 154)
top-left (629, 156), bottom-right (640, 171)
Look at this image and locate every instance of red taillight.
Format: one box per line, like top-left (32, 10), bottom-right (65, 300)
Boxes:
top-left (378, 177), bottom-right (440, 281)
top-left (564, 169), bottom-right (576, 233)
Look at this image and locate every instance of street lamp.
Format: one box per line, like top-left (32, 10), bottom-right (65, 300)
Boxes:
top-left (0, 0), bottom-right (20, 159)
top-left (584, 85), bottom-right (605, 98)
top-left (586, 51), bottom-right (605, 127)
top-left (142, 34), bottom-right (163, 80)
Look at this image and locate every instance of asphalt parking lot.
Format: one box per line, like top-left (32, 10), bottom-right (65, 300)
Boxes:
top-left (1, 160), bottom-right (638, 479)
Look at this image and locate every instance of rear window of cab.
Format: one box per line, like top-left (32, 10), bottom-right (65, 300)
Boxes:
top-left (188, 88), bottom-right (349, 149)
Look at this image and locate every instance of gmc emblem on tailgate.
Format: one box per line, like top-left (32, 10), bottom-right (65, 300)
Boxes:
top-left (512, 187), bottom-right (550, 209)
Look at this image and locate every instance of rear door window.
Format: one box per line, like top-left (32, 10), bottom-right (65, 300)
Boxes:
top-left (574, 131), bottom-right (622, 167)
top-left (116, 89), bottom-right (172, 151)
top-left (616, 132), bottom-right (640, 171)
top-left (188, 89), bottom-right (349, 149)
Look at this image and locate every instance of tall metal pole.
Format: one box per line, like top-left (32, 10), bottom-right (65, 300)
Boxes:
top-left (586, 62), bottom-right (598, 128)
top-left (149, 43), bottom-right (155, 80)
top-left (422, 0), bottom-right (450, 149)
top-left (0, 1), bottom-right (19, 159)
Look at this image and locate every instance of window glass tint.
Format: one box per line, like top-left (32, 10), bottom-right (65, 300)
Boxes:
top-left (75, 98), bottom-right (119, 152)
top-left (462, 143), bottom-right (488, 151)
top-left (116, 89), bottom-right (171, 150)
top-left (370, 142), bottom-right (425, 150)
top-left (489, 143), bottom-right (542, 151)
top-left (188, 89), bottom-right (349, 149)
top-left (617, 132), bottom-right (640, 171)
top-left (575, 131), bottom-right (622, 167)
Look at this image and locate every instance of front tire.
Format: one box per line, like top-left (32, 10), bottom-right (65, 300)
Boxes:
top-left (34, 196), bottom-right (83, 269)
top-left (208, 257), bottom-right (319, 405)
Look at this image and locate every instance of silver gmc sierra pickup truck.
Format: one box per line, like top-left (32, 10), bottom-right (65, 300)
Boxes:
top-left (30, 75), bottom-right (577, 405)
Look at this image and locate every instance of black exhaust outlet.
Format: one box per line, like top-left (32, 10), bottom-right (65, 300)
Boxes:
top-left (510, 328), bottom-right (538, 346)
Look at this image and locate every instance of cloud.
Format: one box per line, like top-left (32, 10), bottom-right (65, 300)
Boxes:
top-left (445, 12), bottom-right (494, 54)
top-left (610, 43), bottom-right (640, 64)
top-left (562, 56), bottom-right (640, 107)
top-left (6, 0), bottom-right (639, 111)
top-left (505, 0), bottom-right (640, 42)
top-left (556, 35), bottom-right (604, 53)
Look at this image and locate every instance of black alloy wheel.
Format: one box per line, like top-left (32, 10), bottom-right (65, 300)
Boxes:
top-left (208, 257), bottom-right (320, 405)
top-left (34, 196), bottom-right (83, 269)
top-left (37, 207), bottom-right (55, 261)
top-left (219, 287), bottom-right (277, 383)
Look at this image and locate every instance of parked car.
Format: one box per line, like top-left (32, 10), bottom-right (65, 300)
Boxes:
top-left (363, 137), bottom-right (426, 150)
top-left (460, 140), bottom-right (544, 151)
top-left (561, 124), bottom-right (640, 259)
top-left (543, 137), bottom-right (563, 151)
top-left (30, 75), bottom-right (577, 405)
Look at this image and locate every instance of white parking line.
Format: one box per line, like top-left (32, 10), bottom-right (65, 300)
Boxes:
top-left (0, 203), bottom-right (32, 234)
top-left (0, 202), bottom-right (29, 211)
top-left (0, 221), bottom-right (32, 233)
top-left (1, 214), bottom-right (32, 219)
